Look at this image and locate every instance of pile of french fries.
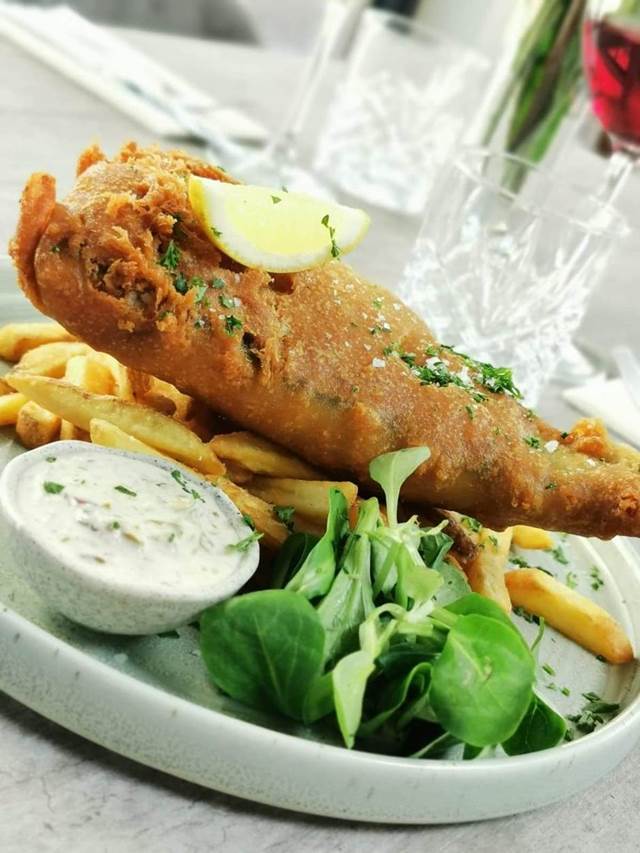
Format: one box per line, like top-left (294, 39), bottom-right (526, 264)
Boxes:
top-left (0, 322), bottom-right (633, 664)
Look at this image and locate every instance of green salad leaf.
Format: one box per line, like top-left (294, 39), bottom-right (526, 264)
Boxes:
top-left (200, 589), bottom-right (324, 720)
top-left (428, 613), bottom-right (535, 747)
top-left (285, 489), bottom-right (348, 600)
top-left (199, 446), bottom-right (567, 761)
top-left (502, 693), bottom-right (567, 755)
top-left (369, 445), bottom-right (430, 526)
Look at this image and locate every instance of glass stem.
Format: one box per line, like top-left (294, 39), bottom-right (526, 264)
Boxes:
top-left (596, 146), bottom-right (637, 205)
top-left (268, 0), bottom-right (362, 168)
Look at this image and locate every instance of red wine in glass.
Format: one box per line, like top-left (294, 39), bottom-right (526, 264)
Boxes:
top-left (583, 16), bottom-right (640, 149)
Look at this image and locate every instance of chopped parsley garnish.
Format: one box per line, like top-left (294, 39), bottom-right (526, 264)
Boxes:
top-left (550, 545), bottom-right (569, 565)
top-left (173, 273), bottom-right (189, 295)
top-left (110, 521), bottom-right (121, 530)
top-left (273, 505), bottom-right (295, 531)
top-left (595, 654), bottom-right (607, 663)
top-left (158, 310), bottom-right (173, 321)
top-left (465, 405), bottom-right (475, 420)
top-left (369, 324), bottom-right (389, 336)
top-left (43, 481), bottom-right (64, 494)
top-left (114, 485), bottom-right (137, 497)
top-left (211, 227), bottom-right (222, 238)
top-left (45, 456), bottom-right (56, 463)
top-left (545, 482), bottom-right (557, 490)
top-left (488, 534), bottom-right (498, 548)
top-left (224, 315), bottom-right (243, 336)
top-left (513, 605), bottom-right (540, 624)
top-left (321, 214), bottom-right (340, 259)
top-left (192, 277), bottom-right (209, 305)
top-left (171, 469), bottom-right (203, 501)
top-left (542, 663), bottom-right (556, 676)
top-left (228, 531), bottom-right (263, 553)
top-left (271, 195), bottom-right (282, 204)
top-left (211, 277), bottom-right (226, 289)
top-left (51, 243), bottom-right (62, 254)
top-left (193, 318), bottom-right (207, 329)
top-left (393, 343), bottom-right (518, 403)
top-left (561, 431), bottom-right (570, 439)
top-left (568, 693), bottom-right (620, 734)
top-left (461, 515), bottom-right (482, 533)
top-left (524, 435), bottom-right (542, 449)
top-left (242, 513), bottom-right (256, 531)
top-left (509, 555), bottom-right (530, 568)
top-left (219, 293), bottom-right (235, 310)
top-left (561, 686), bottom-right (571, 697)
top-left (159, 239), bottom-right (180, 270)
top-left (590, 565), bottom-right (604, 591)
top-left (441, 344), bottom-right (522, 399)
top-left (565, 570), bottom-right (578, 589)
top-left (372, 296), bottom-right (384, 308)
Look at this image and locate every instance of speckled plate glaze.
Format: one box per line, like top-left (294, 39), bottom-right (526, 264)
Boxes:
top-left (1, 256), bottom-right (640, 824)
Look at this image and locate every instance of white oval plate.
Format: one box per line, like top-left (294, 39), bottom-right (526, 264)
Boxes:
top-left (1, 256), bottom-right (639, 823)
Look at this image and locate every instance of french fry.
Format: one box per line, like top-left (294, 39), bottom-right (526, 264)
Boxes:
top-left (128, 367), bottom-right (193, 418)
top-left (216, 477), bottom-right (289, 550)
top-left (505, 568), bottom-right (634, 664)
top-left (147, 378), bottom-right (193, 420)
top-left (13, 341), bottom-right (91, 378)
top-left (211, 431), bottom-right (322, 479)
top-left (247, 476), bottom-right (358, 525)
top-left (512, 525), bottom-right (554, 550)
top-left (89, 418), bottom-right (171, 460)
top-left (6, 374), bottom-right (224, 476)
top-left (61, 355), bottom-right (114, 440)
top-left (90, 352), bottom-right (132, 399)
top-left (465, 527), bottom-right (513, 613)
top-left (0, 392), bottom-right (27, 426)
top-left (126, 367), bottom-right (153, 400)
top-left (224, 460), bottom-right (254, 486)
top-left (0, 322), bottom-right (75, 361)
top-left (15, 400), bottom-right (61, 448)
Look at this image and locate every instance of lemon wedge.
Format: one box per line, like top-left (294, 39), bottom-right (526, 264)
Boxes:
top-left (188, 176), bottom-right (370, 273)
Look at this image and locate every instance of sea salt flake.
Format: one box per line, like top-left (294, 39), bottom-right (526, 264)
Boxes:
top-left (372, 358), bottom-right (386, 368)
top-left (544, 440), bottom-right (559, 454)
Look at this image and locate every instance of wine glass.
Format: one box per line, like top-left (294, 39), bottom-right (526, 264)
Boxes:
top-left (228, 0), bottom-right (366, 196)
top-left (398, 148), bottom-right (626, 405)
top-left (583, 0), bottom-right (640, 201)
top-left (552, 0), bottom-right (640, 387)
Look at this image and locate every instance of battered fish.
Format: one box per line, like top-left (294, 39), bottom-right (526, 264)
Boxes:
top-left (9, 143), bottom-right (640, 538)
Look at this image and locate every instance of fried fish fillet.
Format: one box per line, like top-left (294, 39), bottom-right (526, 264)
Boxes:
top-left (9, 142), bottom-right (640, 538)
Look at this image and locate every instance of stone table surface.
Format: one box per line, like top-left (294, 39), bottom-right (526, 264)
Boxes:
top-left (1, 25), bottom-right (639, 853)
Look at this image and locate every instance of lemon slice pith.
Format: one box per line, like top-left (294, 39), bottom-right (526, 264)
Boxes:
top-left (188, 176), bottom-right (370, 273)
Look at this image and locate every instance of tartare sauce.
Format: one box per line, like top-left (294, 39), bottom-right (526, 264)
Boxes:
top-left (16, 448), bottom-right (251, 593)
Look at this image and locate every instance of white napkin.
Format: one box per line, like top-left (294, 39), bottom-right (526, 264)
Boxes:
top-left (0, 3), bottom-right (267, 142)
top-left (563, 378), bottom-right (640, 448)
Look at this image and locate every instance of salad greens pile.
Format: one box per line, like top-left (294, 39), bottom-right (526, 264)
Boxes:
top-left (200, 447), bottom-right (566, 759)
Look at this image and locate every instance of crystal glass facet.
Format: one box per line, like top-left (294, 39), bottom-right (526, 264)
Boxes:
top-left (397, 149), bottom-right (626, 404)
top-left (314, 10), bottom-right (490, 214)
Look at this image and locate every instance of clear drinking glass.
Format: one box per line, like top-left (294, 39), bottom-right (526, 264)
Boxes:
top-left (397, 148), bottom-right (626, 405)
top-left (313, 9), bottom-right (490, 214)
